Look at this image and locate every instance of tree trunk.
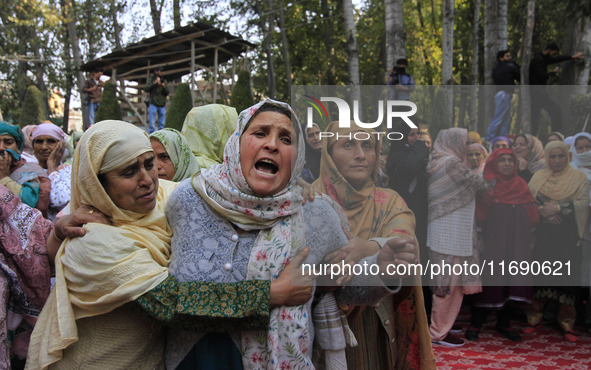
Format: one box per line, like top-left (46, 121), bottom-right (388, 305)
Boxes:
top-left (256, 0), bottom-right (275, 98)
top-left (483, 0), bottom-right (499, 86)
top-left (385, 0), bottom-right (405, 75)
top-left (173, 0), bottom-right (181, 29)
top-left (441, 0), bottom-right (454, 85)
top-left (111, 0), bottom-right (122, 48)
top-left (416, 1), bottom-right (434, 85)
top-left (63, 0), bottom-right (88, 129)
top-left (470, 0), bottom-right (481, 131)
top-left (575, 17), bottom-right (591, 93)
top-left (322, 0), bottom-right (336, 85)
top-left (343, 0), bottom-right (360, 85)
top-left (497, 0), bottom-right (508, 49)
top-left (149, 0), bottom-right (163, 34)
top-left (277, 1), bottom-right (292, 96)
top-left (442, 0), bottom-right (454, 125)
top-left (520, 0), bottom-right (535, 134)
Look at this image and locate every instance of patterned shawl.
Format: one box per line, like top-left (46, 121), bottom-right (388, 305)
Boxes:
top-left (0, 185), bottom-right (53, 366)
top-left (313, 121), bottom-right (435, 370)
top-left (150, 128), bottom-right (201, 182)
top-left (193, 99), bottom-right (311, 369)
top-left (427, 128), bottom-right (486, 222)
top-left (529, 141), bottom-right (590, 238)
top-left (27, 120), bottom-right (174, 369)
top-left (476, 148), bottom-right (539, 225)
top-left (181, 104), bottom-right (238, 170)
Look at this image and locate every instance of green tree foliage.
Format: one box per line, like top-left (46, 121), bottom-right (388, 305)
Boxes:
top-left (231, 70), bottom-right (254, 114)
top-left (19, 85), bottom-right (46, 127)
top-left (94, 81), bottom-right (121, 122)
top-left (165, 83), bottom-right (193, 131)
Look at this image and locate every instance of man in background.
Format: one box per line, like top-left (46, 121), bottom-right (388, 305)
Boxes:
top-left (529, 43), bottom-right (583, 135)
top-left (82, 68), bottom-right (103, 127)
top-left (388, 58), bottom-right (415, 101)
top-left (145, 66), bottom-right (169, 134)
top-left (485, 50), bottom-right (520, 142)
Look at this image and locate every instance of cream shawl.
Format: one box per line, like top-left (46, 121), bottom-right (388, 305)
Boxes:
top-left (528, 141), bottom-right (590, 238)
top-left (27, 120), bottom-right (174, 369)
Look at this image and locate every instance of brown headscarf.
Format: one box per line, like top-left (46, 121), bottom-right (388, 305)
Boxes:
top-left (313, 121), bottom-right (435, 370)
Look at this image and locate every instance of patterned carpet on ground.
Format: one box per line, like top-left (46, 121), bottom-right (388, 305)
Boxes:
top-left (433, 307), bottom-right (591, 369)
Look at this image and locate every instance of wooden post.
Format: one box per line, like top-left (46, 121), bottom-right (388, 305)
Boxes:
top-left (213, 47), bottom-right (218, 104)
top-left (190, 40), bottom-right (195, 104)
top-left (144, 61), bottom-right (150, 126)
top-left (232, 57), bottom-right (236, 90)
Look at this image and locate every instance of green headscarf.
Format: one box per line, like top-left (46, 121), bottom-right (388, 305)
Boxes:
top-left (181, 104), bottom-right (237, 169)
top-left (149, 128), bottom-right (200, 182)
top-left (0, 121), bottom-right (25, 152)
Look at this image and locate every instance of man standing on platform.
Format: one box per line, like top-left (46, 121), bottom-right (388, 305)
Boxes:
top-left (146, 66), bottom-right (169, 133)
top-left (485, 50), bottom-right (520, 142)
top-left (528, 43), bottom-right (583, 135)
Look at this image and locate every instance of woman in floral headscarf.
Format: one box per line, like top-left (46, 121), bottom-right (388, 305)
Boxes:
top-left (165, 100), bottom-right (408, 369)
top-left (313, 121), bottom-right (435, 370)
top-left (525, 141), bottom-right (589, 342)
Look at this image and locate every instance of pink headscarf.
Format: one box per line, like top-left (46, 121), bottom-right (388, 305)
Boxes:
top-left (32, 122), bottom-right (65, 141)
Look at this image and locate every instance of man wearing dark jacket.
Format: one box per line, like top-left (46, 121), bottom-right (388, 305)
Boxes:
top-left (486, 50), bottom-right (520, 142)
top-left (145, 66), bottom-right (169, 133)
top-left (528, 43), bottom-right (583, 134)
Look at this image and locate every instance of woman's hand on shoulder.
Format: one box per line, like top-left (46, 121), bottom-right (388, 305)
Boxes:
top-left (270, 247), bottom-right (315, 307)
top-left (55, 205), bottom-right (111, 239)
top-left (297, 178), bottom-right (317, 204)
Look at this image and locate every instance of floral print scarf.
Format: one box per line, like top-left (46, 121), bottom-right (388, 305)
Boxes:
top-left (193, 99), bottom-right (312, 369)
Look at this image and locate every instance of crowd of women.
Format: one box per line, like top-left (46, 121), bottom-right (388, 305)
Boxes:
top-left (2, 98), bottom-right (590, 369)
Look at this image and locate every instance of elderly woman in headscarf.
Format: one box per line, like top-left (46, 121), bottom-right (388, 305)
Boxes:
top-left (513, 133), bottom-right (545, 182)
top-left (31, 122), bottom-right (74, 219)
top-left (525, 141), bottom-right (590, 342)
top-left (164, 100), bottom-right (412, 369)
top-left (0, 121), bottom-right (51, 216)
top-left (149, 128), bottom-right (200, 182)
top-left (312, 121), bottom-right (435, 369)
top-left (466, 148), bottom-right (539, 342)
top-left (426, 128), bottom-right (488, 348)
top-left (26, 120), bottom-right (311, 369)
top-left (466, 143), bottom-right (488, 175)
top-left (301, 123), bottom-right (322, 183)
top-left (181, 104), bottom-right (238, 170)
top-left (0, 184), bottom-right (53, 368)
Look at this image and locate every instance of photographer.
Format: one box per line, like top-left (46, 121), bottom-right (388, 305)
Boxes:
top-left (145, 66), bottom-right (169, 134)
top-left (388, 58), bottom-right (415, 101)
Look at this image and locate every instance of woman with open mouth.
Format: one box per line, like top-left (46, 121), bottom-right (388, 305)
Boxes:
top-left (165, 99), bottom-right (411, 369)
